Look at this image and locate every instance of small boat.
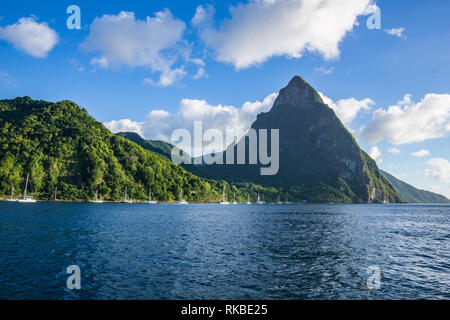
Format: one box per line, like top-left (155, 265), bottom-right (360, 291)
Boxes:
top-left (246, 194), bottom-right (251, 204)
top-left (18, 196), bottom-right (37, 203)
top-left (91, 190), bottom-right (103, 203)
top-left (177, 188), bottom-right (188, 204)
top-left (17, 174), bottom-right (37, 203)
top-left (256, 192), bottom-right (265, 204)
top-left (121, 186), bottom-right (133, 204)
top-left (7, 186), bottom-right (17, 202)
top-left (220, 185), bottom-right (229, 205)
top-left (50, 187), bottom-right (62, 202)
top-left (232, 195), bottom-right (238, 205)
top-left (277, 195), bottom-right (282, 205)
top-left (146, 188), bottom-right (157, 204)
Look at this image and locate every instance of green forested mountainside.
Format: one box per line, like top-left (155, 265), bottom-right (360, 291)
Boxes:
top-left (0, 97), bottom-right (263, 202)
top-left (4, 94), bottom-right (438, 204)
top-left (119, 130), bottom-right (450, 204)
top-left (381, 170), bottom-right (450, 203)
top-left (117, 132), bottom-right (371, 203)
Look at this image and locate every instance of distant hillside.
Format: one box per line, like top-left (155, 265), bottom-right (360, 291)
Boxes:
top-left (0, 97), bottom-right (256, 202)
top-left (116, 132), bottom-right (185, 161)
top-left (381, 170), bottom-right (450, 203)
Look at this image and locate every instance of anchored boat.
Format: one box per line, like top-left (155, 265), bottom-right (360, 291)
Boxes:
top-left (17, 174), bottom-right (36, 203)
top-left (121, 186), bottom-right (133, 204)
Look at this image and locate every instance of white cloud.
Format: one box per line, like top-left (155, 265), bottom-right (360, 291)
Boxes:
top-left (319, 93), bottom-right (374, 128)
top-left (384, 27), bottom-right (406, 39)
top-left (315, 65), bottom-right (334, 75)
top-left (388, 147), bottom-right (401, 155)
top-left (410, 149), bottom-right (430, 157)
top-left (369, 146), bottom-right (382, 164)
top-left (104, 93), bottom-right (278, 154)
top-left (192, 0), bottom-right (375, 69)
top-left (425, 158), bottom-right (450, 183)
top-left (362, 94), bottom-right (450, 145)
top-left (193, 67), bottom-right (208, 79)
top-left (143, 68), bottom-right (187, 87)
top-left (0, 17), bottom-right (58, 58)
top-left (190, 58), bottom-right (205, 66)
top-left (81, 10), bottom-right (188, 86)
top-left (103, 119), bottom-right (145, 138)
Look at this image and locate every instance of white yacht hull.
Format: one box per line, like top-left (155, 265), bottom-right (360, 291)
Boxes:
top-left (17, 199), bottom-right (37, 203)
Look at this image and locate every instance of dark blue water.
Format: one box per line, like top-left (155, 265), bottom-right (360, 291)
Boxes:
top-left (0, 202), bottom-right (448, 300)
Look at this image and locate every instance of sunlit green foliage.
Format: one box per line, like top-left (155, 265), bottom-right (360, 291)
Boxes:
top-left (0, 97), bottom-right (249, 201)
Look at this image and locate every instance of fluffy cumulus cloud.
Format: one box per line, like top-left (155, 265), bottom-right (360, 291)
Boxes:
top-left (369, 146), bottom-right (382, 164)
top-left (319, 93), bottom-right (374, 128)
top-left (0, 17), bottom-right (58, 58)
top-left (425, 158), bottom-right (450, 183)
top-left (192, 0), bottom-right (374, 69)
top-left (103, 119), bottom-right (145, 138)
top-left (410, 149), bottom-right (430, 157)
top-left (104, 93), bottom-right (278, 153)
top-left (362, 94), bottom-right (450, 145)
top-left (81, 10), bottom-right (189, 86)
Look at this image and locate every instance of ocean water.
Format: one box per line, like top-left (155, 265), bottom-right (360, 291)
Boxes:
top-left (0, 202), bottom-right (448, 300)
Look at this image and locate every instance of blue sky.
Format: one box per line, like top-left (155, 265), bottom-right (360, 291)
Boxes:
top-left (1, 0), bottom-right (450, 197)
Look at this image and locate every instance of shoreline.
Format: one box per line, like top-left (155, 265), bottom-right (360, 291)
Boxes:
top-left (0, 199), bottom-right (440, 205)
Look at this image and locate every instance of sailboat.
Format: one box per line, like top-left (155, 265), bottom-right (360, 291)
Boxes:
top-left (277, 195), bottom-right (282, 205)
top-left (7, 186), bottom-right (17, 202)
top-left (50, 187), bottom-right (61, 202)
top-left (146, 188), bottom-right (157, 204)
top-left (220, 185), bottom-right (229, 205)
top-left (232, 194), bottom-right (238, 205)
top-left (121, 186), bottom-right (133, 204)
top-left (17, 174), bottom-right (36, 203)
top-left (246, 194), bottom-right (251, 204)
top-left (91, 190), bottom-right (103, 203)
top-left (382, 191), bottom-right (390, 204)
top-left (256, 192), bottom-right (265, 204)
top-left (178, 188), bottom-right (188, 204)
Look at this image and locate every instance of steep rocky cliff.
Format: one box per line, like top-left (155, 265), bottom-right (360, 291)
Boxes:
top-left (188, 76), bottom-right (401, 203)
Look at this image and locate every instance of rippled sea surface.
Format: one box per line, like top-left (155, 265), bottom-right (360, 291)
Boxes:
top-left (0, 203), bottom-right (448, 300)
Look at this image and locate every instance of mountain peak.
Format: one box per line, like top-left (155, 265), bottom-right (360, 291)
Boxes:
top-left (287, 75), bottom-right (309, 87)
top-left (273, 75), bottom-right (324, 109)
